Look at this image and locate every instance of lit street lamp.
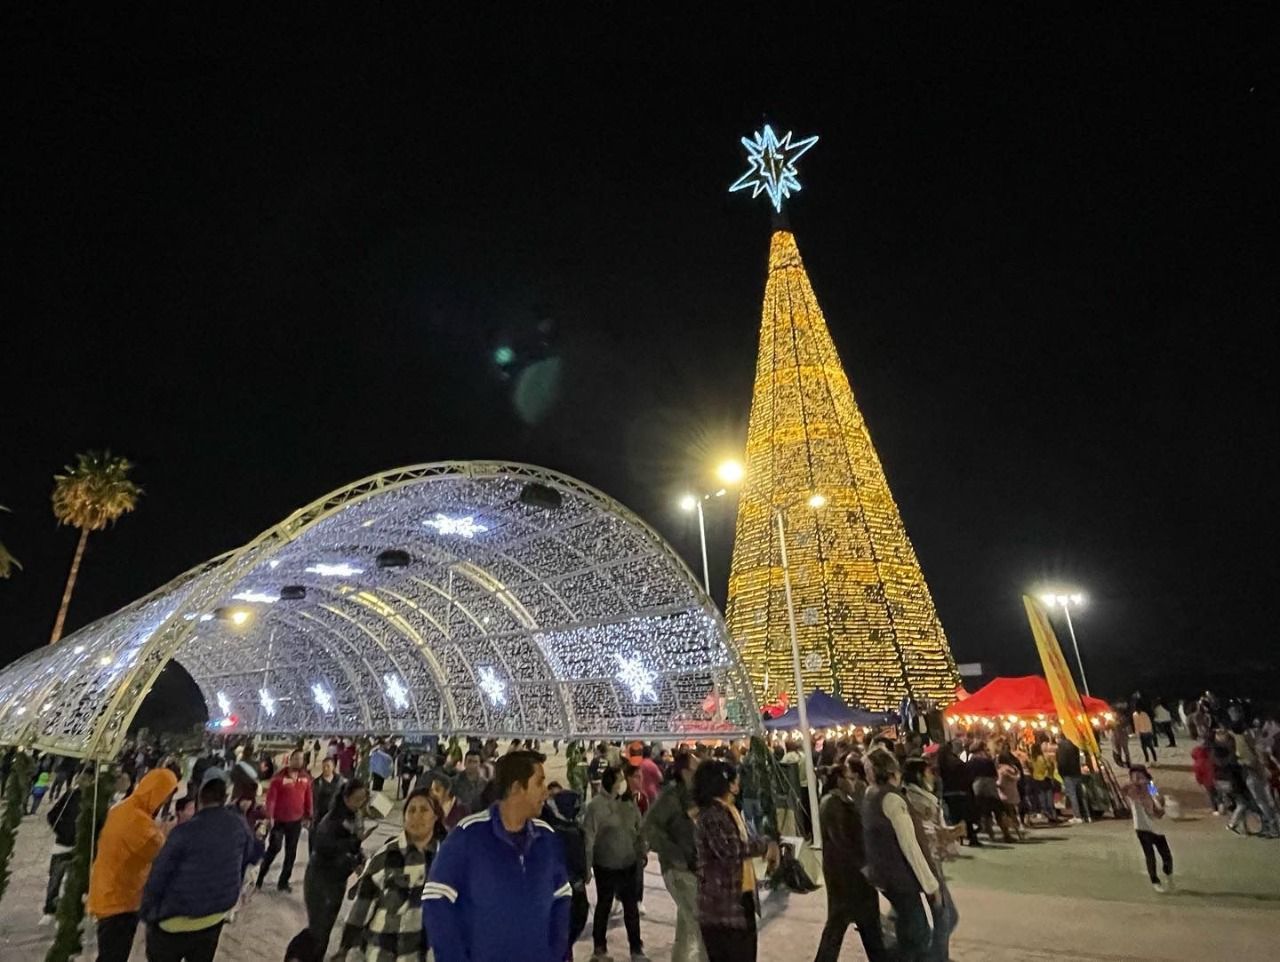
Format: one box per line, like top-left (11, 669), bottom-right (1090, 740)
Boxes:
top-left (776, 491), bottom-right (827, 850)
top-left (679, 459), bottom-right (744, 597)
top-left (1040, 592), bottom-right (1090, 697)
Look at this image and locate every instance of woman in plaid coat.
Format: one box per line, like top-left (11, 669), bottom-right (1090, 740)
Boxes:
top-left (340, 788), bottom-right (439, 962)
top-left (692, 760), bottom-right (779, 962)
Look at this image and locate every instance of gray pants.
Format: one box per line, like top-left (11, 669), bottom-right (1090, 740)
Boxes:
top-left (1245, 769), bottom-right (1279, 834)
top-left (1061, 775), bottom-right (1089, 821)
top-left (662, 866), bottom-right (708, 962)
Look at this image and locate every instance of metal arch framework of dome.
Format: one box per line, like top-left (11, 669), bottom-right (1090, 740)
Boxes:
top-left (0, 462), bottom-right (760, 759)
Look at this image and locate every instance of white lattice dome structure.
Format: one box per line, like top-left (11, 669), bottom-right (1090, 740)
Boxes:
top-left (0, 463), bottom-right (758, 758)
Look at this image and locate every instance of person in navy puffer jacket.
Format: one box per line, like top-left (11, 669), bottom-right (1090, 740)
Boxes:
top-left (423, 750), bottom-right (571, 962)
top-left (141, 768), bottom-right (263, 961)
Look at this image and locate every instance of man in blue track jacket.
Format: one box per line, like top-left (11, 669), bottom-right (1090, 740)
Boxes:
top-left (423, 750), bottom-right (571, 962)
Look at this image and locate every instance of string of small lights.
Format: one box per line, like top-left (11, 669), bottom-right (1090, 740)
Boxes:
top-left (726, 230), bottom-right (960, 711)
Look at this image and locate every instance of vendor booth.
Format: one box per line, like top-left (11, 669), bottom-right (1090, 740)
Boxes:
top-left (945, 675), bottom-right (1122, 818)
top-left (944, 675), bottom-right (1111, 726)
top-left (763, 689), bottom-right (898, 732)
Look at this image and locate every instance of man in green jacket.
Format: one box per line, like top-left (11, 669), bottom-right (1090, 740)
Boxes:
top-left (641, 752), bottom-right (707, 962)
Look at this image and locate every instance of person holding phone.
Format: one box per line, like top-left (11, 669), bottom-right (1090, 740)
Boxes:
top-left (1123, 766), bottom-right (1174, 892)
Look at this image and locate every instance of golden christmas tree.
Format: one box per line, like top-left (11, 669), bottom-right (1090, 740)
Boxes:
top-left (725, 127), bottom-right (958, 709)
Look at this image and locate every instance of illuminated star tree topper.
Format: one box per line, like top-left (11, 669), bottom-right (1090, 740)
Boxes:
top-left (730, 123), bottom-right (819, 213)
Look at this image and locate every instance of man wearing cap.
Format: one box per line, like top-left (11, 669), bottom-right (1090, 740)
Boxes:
top-left (140, 768), bottom-right (263, 962)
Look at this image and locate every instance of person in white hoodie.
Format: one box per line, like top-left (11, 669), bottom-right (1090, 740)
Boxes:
top-left (1123, 765), bottom-right (1174, 892)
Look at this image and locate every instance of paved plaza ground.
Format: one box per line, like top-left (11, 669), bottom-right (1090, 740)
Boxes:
top-left (2, 739), bottom-right (1277, 961)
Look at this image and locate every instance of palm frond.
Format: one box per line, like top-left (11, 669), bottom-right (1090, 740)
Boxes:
top-left (0, 541), bottom-right (19, 578)
top-left (51, 450), bottom-right (143, 532)
top-left (0, 505), bottom-right (18, 578)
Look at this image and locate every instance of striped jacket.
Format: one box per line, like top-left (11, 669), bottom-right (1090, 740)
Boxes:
top-left (340, 833), bottom-right (433, 962)
top-left (423, 804), bottom-right (571, 962)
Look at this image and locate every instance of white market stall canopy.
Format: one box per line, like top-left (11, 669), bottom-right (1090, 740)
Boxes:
top-left (0, 462), bottom-right (759, 758)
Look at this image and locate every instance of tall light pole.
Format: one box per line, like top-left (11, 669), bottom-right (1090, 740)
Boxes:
top-left (679, 460), bottom-right (744, 598)
top-left (1041, 592), bottom-right (1090, 697)
top-left (776, 492), bottom-right (827, 850)
top-left (681, 493), bottom-right (712, 595)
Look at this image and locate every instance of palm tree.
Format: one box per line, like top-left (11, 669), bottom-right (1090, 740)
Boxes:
top-left (0, 505), bottom-right (20, 579)
top-left (49, 452), bottom-right (143, 644)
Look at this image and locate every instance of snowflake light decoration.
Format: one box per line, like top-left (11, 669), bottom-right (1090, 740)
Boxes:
top-left (423, 513), bottom-right (488, 538)
top-left (0, 463), bottom-right (763, 756)
top-left (729, 124), bottom-right (819, 212)
top-left (614, 653), bottom-right (658, 703)
top-left (305, 562), bottom-right (364, 577)
top-left (312, 682), bottom-right (335, 714)
top-left (383, 673), bottom-right (410, 711)
top-left (478, 666), bottom-right (506, 706)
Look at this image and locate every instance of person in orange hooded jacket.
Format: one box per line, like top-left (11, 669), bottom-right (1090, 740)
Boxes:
top-left (88, 767), bottom-right (179, 962)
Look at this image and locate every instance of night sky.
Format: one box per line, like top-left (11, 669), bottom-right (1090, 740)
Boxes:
top-left (2, 10), bottom-right (1276, 711)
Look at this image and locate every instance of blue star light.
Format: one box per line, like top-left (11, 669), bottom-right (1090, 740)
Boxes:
top-left (729, 124), bottom-right (819, 212)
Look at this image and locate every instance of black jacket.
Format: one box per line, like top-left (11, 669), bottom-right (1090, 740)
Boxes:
top-left (819, 788), bottom-right (879, 916)
top-left (964, 755), bottom-right (997, 782)
top-left (862, 785), bottom-right (919, 897)
top-left (313, 773), bottom-right (345, 822)
top-left (1057, 739), bottom-right (1083, 779)
top-left (310, 798), bottom-right (364, 880)
top-left (938, 751), bottom-right (970, 795)
top-left (542, 790), bottom-right (587, 883)
top-left (642, 780), bottom-right (697, 873)
top-left (47, 788), bottom-right (81, 848)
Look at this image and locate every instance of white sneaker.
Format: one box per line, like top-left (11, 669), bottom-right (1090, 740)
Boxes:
top-left (38, 914), bottom-right (55, 927)
top-left (1151, 881), bottom-right (1167, 894)
top-left (1163, 877), bottom-right (1176, 892)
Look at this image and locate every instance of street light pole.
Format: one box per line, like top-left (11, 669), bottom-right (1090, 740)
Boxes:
top-left (694, 499), bottom-right (711, 596)
top-left (1041, 592), bottom-right (1091, 698)
top-left (775, 507), bottom-right (823, 852)
top-left (681, 457), bottom-right (742, 598)
top-left (1060, 601), bottom-right (1090, 697)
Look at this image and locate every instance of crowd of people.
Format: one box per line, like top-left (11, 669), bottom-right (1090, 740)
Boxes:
top-left (4, 686), bottom-right (1280, 962)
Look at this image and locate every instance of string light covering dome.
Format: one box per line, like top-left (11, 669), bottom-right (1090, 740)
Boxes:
top-left (0, 462), bottom-right (758, 758)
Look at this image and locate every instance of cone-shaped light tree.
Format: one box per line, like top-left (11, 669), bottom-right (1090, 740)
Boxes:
top-left (49, 452), bottom-right (142, 644)
top-left (726, 126), bottom-right (959, 710)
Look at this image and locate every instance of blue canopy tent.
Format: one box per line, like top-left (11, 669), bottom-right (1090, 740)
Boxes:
top-left (763, 689), bottom-right (898, 731)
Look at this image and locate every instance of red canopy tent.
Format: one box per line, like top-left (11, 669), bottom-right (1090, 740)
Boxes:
top-left (944, 675), bottom-right (1110, 719)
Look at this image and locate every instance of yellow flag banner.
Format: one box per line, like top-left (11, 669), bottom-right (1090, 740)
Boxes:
top-left (1022, 595), bottom-right (1101, 756)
